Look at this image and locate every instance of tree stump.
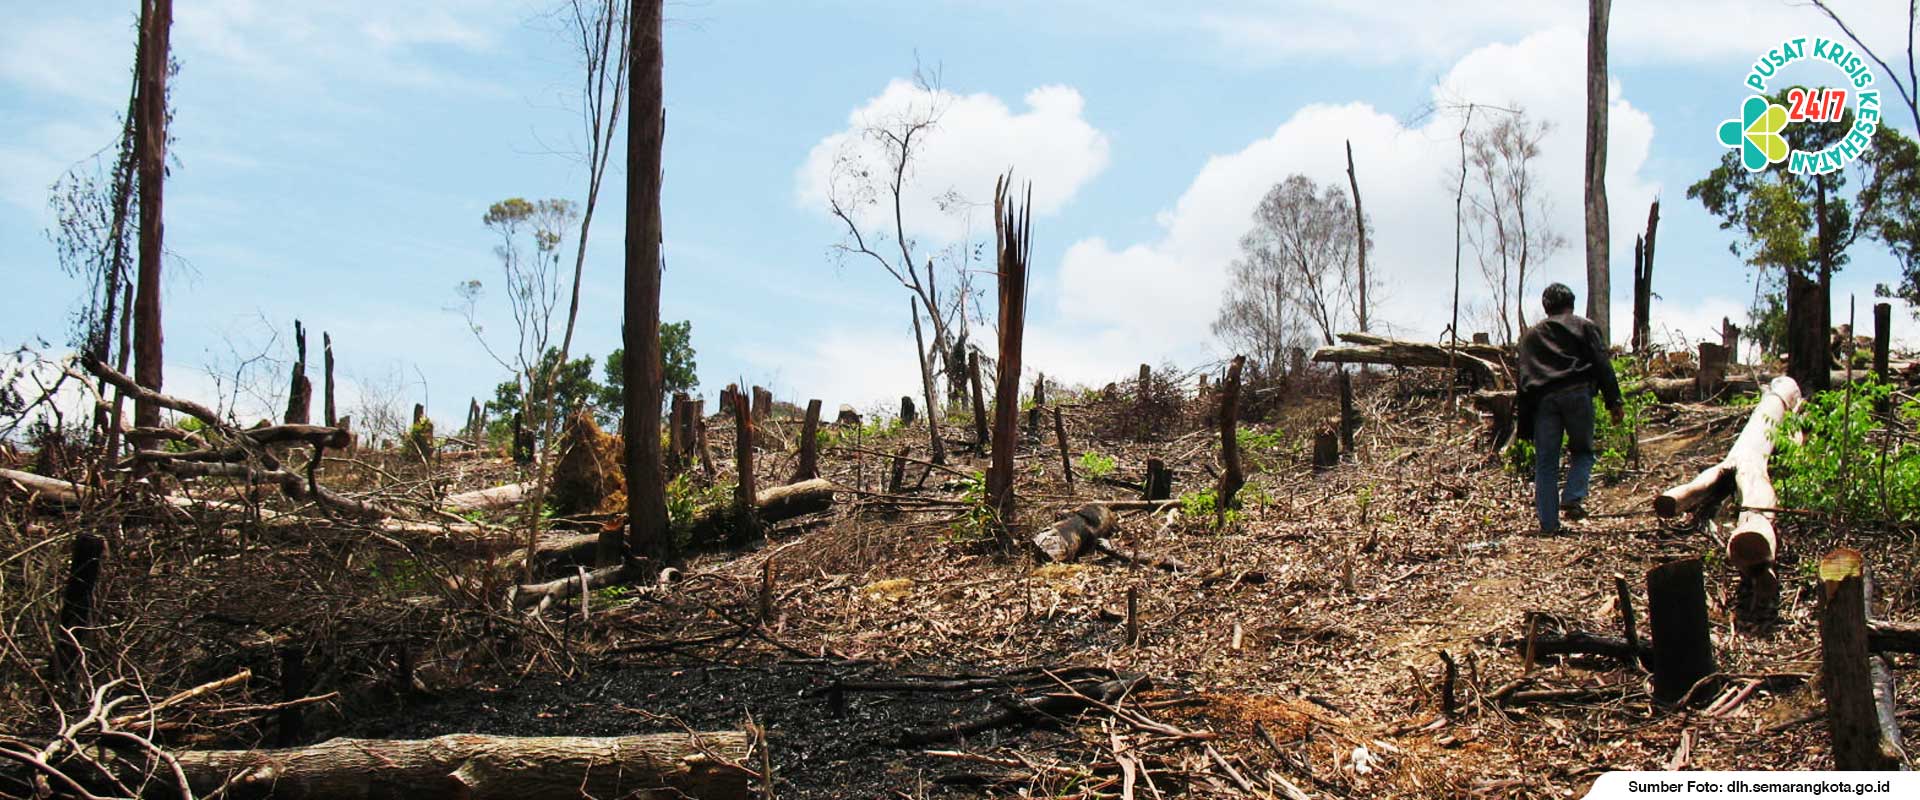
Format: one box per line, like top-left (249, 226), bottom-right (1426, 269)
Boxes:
top-left (1143, 458), bottom-right (1171, 501)
top-left (1312, 427), bottom-right (1339, 469)
top-left (792, 399), bottom-right (822, 482)
top-left (1696, 342), bottom-right (1728, 401)
top-left (1818, 548), bottom-right (1908, 770)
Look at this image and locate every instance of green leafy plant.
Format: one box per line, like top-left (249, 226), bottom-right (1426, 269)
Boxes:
top-left (1179, 487), bottom-right (1241, 528)
top-left (1503, 438), bottom-right (1536, 477)
top-left (1774, 378), bottom-right (1920, 521)
top-left (1236, 427), bottom-right (1289, 472)
top-left (1078, 450), bottom-right (1117, 480)
top-left (949, 470), bottom-right (996, 542)
top-left (1592, 384), bottom-right (1654, 479)
top-left (665, 473), bottom-right (735, 547)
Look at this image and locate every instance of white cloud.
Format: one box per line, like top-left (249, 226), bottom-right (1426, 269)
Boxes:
top-left (1054, 27), bottom-right (1662, 371)
top-left (796, 79), bottom-right (1111, 244)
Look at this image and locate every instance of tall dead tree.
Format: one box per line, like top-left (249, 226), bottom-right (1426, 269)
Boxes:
top-left (1346, 140), bottom-right (1369, 332)
top-left (1631, 200), bottom-right (1659, 353)
top-left (130, 0), bottom-right (174, 450)
top-left (968, 351), bottom-right (989, 451)
top-left (284, 320), bottom-right (312, 425)
top-left (617, 0), bottom-right (668, 568)
top-left (1216, 355), bottom-right (1246, 528)
top-left (910, 298), bottom-right (945, 465)
top-left (1583, 0), bottom-right (1612, 343)
top-left (322, 332), bottom-right (337, 426)
top-left (986, 176), bottom-right (1031, 544)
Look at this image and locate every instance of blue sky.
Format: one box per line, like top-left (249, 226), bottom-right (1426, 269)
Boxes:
top-left (3, 1), bottom-right (1916, 432)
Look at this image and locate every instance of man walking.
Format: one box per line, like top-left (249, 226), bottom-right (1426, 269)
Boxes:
top-left (1517, 283), bottom-right (1623, 533)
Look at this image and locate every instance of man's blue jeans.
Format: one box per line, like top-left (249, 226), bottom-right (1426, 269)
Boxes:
top-left (1533, 386), bottom-right (1595, 532)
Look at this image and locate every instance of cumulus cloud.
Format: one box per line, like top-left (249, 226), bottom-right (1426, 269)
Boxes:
top-left (1055, 26), bottom-right (1661, 366)
top-left (796, 79), bottom-right (1111, 244)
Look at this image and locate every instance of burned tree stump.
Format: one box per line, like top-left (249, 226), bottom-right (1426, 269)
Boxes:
top-left (730, 389), bottom-right (757, 538)
top-left (52, 533), bottom-right (105, 691)
top-left (284, 320), bottom-right (311, 425)
top-left (1875, 302), bottom-right (1891, 414)
top-left (792, 398), bottom-right (822, 482)
top-left (1054, 406), bottom-right (1073, 492)
top-left (1819, 548), bottom-right (1908, 770)
top-left (750, 385), bottom-right (772, 425)
top-left (1646, 558), bottom-right (1716, 704)
top-left (1028, 373), bottom-right (1046, 438)
top-left (1142, 458), bottom-right (1171, 502)
top-left (1696, 342), bottom-right (1728, 401)
top-left (987, 177), bottom-right (1031, 541)
top-left (900, 396), bottom-right (915, 425)
top-left (322, 331), bottom-right (337, 427)
top-left (836, 404), bottom-right (861, 426)
top-left (1312, 427), bottom-right (1339, 469)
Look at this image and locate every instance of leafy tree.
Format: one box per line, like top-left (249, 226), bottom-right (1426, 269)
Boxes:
top-left (1686, 86), bottom-right (1916, 389)
top-left (484, 347), bottom-right (600, 448)
top-left (602, 320), bottom-right (697, 417)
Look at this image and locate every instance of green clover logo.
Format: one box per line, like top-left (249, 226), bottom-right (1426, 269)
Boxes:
top-left (1717, 95), bottom-right (1790, 171)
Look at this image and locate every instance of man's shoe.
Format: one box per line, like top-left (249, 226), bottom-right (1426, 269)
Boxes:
top-left (1562, 501), bottom-right (1588, 521)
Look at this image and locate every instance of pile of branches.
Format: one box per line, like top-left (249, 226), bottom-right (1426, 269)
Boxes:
top-left (1084, 363), bottom-right (1196, 442)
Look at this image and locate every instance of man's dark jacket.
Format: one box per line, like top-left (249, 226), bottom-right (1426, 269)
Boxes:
top-left (1515, 312), bottom-right (1623, 442)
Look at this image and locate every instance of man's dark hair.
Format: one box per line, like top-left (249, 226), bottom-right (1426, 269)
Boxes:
top-left (1541, 283), bottom-right (1576, 315)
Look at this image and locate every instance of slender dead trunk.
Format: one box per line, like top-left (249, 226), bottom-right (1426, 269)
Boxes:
top-left (1631, 200), bottom-right (1658, 353)
top-left (1216, 355), bottom-right (1246, 528)
top-left (130, 0), bottom-right (174, 450)
top-left (285, 320), bottom-right (311, 425)
top-left (1346, 140), bottom-right (1368, 332)
top-left (1584, 0), bottom-right (1613, 343)
top-left (323, 332), bottom-right (337, 426)
top-left (910, 297), bottom-right (946, 465)
top-left (617, 0), bottom-right (668, 568)
top-left (968, 350), bottom-right (989, 451)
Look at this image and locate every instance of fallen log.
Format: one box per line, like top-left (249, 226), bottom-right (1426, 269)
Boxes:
top-left (1869, 620), bottom-right (1920, 654)
top-left (445, 481), bottom-right (533, 512)
top-left (0, 466), bottom-right (83, 504)
top-left (165, 731), bottom-right (755, 799)
top-left (1312, 334), bottom-right (1509, 388)
top-left (1032, 503), bottom-right (1117, 562)
top-left (1653, 376), bottom-right (1803, 569)
top-left (511, 561), bottom-right (636, 610)
top-left (1499, 630), bottom-right (1649, 666)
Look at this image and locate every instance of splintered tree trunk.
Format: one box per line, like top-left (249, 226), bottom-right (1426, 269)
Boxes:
top-left (130, 0), bottom-right (174, 450)
top-left (1583, 0), bottom-right (1612, 343)
top-left (751, 385), bottom-right (771, 424)
top-left (1346, 139), bottom-right (1368, 331)
top-left (1722, 317), bottom-right (1741, 363)
top-left (1029, 373), bottom-right (1046, 436)
top-left (285, 320), bottom-right (311, 425)
top-left (667, 394), bottom-right (688, 474)
top-left (987, 177), bottom-right (1031, 541)
top-left (51, 533), bottom-right (105, 692)
top-left (910, 298), bottom-right (945, 465)
top-left (1646, 558), bottom-right (1715, 704)
top-left (618, 0), bottom-right (669, 568)
top-left (1819, 548), bottom-right (1908, 770)
top-left (1216, 355), bottom-right (1246, 527)
top-left (1054, 406), bottom-right (1073, 492)
top-left (968, 351), bottom-right (989, 451)
top-left (792, 398), bottom-right (821, 482)
top-left (167, 732), bottom-right (755, 800)
top-left (695, 398), bottom-right (715, 476)
top-left (322, 332), bottom-right (337, 427)
top-left (1631, 201), bottom-right (1659, 353)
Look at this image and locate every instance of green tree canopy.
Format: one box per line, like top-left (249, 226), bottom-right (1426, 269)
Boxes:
top-left (602, 320), bottom-right (698, 416)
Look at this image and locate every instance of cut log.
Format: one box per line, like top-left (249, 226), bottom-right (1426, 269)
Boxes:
top-left (1032, 503), bottom-right (1118, 563)
top-left (166, 732), bottom-right (754, 799)
top-left (1869, 620), bottom-right (1920, 654)
top-left (1818, 548), bottom-right (1908, 770)
top-left (446, 482), bottom-right (533, 513)
top-left (753, 477), bottom-right (834, 521)
top-left (1646, 558), bottom-right (1716, 704)
top-left (1653, 376), bottom-right (1803, 570)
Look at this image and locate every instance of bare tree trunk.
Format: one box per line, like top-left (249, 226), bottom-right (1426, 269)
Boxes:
top-left (130, 0), bottom-right (174, 452)
top-left (1346, 139), bottom-right (1369, 332)
top-left (1874, 302), bottom-right (1892, 414)
top-left (792, 398), bottom-right (821, 482)
top-left (1054, 406), bottom-right (1072, 492)
top-left (987, 177), bottom-right (1031, 543)
top-left (968, 351), bottom-right (989, 451)
top-left (1584, 0), bottom-right (1613, 343)
top-left (910, 297), bottom-right (946, 465)
top-left (1788, 268), bottom-right (1831, 394)
top-left (617, 0), bottom-right (668, 568)
top-left (285, 320), bottom-right (312, 425)
top-left (1216, 355), bottom-right (1246, 527)
top-left (51, 533), bottom-right (105, 694)
top-left (323, 332), bottom-right (337, 426)
top-left (729, 388), bottom-right (757, 539)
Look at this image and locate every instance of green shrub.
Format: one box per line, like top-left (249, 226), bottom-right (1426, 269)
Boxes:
top-left (1078, 451), bottom-right (1117, 479)
top-left (1179, 487), bottom-right (1246, 528)
top-left (1774, 378), bottom-right (1920, 521)
top-left (949, 470), bottom-right (996, 542)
